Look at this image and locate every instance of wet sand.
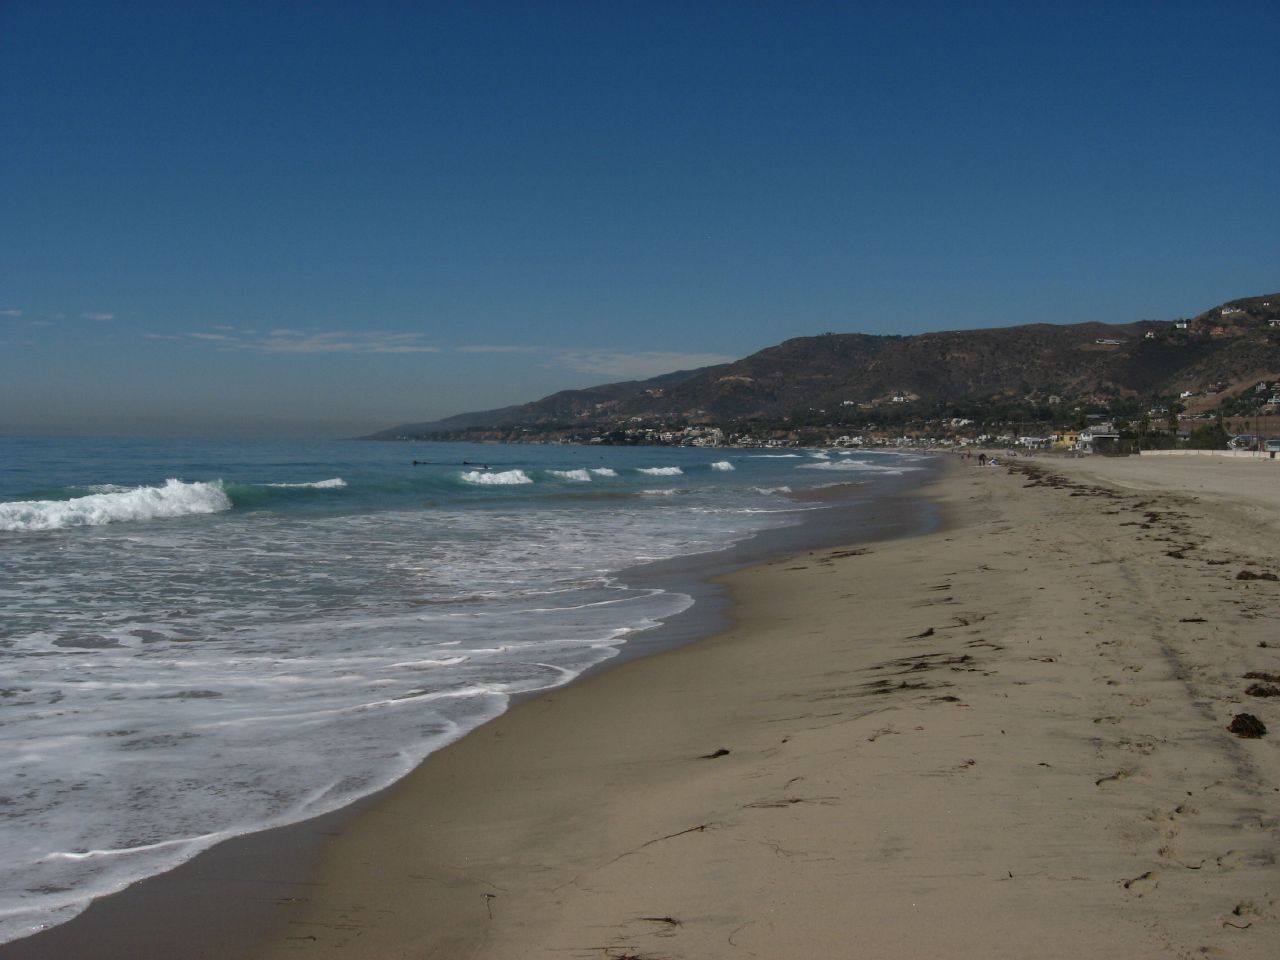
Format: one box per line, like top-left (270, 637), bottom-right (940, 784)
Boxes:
top-left (239, 454), bottom-right (1278, 958)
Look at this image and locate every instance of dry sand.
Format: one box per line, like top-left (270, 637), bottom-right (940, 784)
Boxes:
top-left (236, 456), bottom-right (1276, 957)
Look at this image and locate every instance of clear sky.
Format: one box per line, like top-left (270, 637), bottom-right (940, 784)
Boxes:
top-left (3, 1), bottom-right (1277, 438)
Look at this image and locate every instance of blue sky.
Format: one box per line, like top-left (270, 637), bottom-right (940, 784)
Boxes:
top-left (3, 1), bottom-right (1277, 437)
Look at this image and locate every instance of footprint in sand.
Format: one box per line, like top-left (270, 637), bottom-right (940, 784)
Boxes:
top-left (1157, 842), bottom-right (1183, 861)
top-left (1122, 870), bottom-right (1160, 896)
top-left (1212, 849), bottom-right (1275, 872)
top-left (1117, 738), bottom-right (1159, 756)
top-left (1228, 900), bottom-right (1260, 921)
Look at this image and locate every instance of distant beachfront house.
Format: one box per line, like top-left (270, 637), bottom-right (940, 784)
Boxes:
top-left (1052, 431), bottom-right (1080, 449)
top-left (1174, 320), bottom-right (1190, 329)
top-left (1077, 424), bottom-right (1119, 452)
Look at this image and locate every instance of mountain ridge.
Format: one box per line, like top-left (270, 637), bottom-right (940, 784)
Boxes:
top-left (365, 294), bottom-right (1280, 440)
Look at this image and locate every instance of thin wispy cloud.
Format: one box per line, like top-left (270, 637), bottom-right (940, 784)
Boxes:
top-left (456, 344), bottom-right (545, 354)
top-left (256, 331), bottom-right (440, 354)
top-left (176, 328), bottom-right (441, 355)
top-left (0, 308), bottom-right (21, 318)
top-left (552, 350), bottom-right (737, 379)
top-left (170, 327), bottom-right (725, 374)
top-left (82, 311), bottom-right (115, 321)
top-left (451, 343), bottom-right (738, 379)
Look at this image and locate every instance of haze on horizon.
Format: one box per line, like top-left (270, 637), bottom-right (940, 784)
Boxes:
top-left (2, 1), bottom-right (1277, 439)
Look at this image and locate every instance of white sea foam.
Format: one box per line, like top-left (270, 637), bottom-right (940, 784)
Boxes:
top-left (798, 460), bottom-right (919, 475)
top-left (638, 466), bottom-right (683, 476)
top-left (264, 478), bottom-right (347, 489)
top-left (710, 460), bottom-right (734, 471)
top-left (388, 656), bottom-right (469, 669)
top-left (0, 480), bottom-right (231, 532)
top-left (752, 485), bottom-right (793, 494)
top-left (461, 469), bottom-right (532, 485)
top-left (589, 467), bottom-right (617, 477)
top-left (641, 488), bottom-right (679, 496)
top-left (750, 453), bottom-right (801, 458)
top-left (548, 469), bottom-right (592, 482)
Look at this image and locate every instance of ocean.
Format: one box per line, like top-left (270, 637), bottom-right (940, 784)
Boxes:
top-left (0, 436), bottom-right (930, 944)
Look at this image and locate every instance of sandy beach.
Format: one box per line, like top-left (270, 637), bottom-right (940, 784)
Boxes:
top-left (227, 454), bottom-right (1276, 959)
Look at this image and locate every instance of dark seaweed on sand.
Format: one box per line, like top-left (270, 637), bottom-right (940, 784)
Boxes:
top-left (1227, 713), bottom-right (1267, 738)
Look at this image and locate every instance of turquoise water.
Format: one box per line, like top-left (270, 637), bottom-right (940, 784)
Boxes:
top-left (0, 436), bottom-right (928, 942)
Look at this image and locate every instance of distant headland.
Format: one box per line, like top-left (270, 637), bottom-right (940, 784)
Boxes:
top-left (365, 294), bottom-right (1280, 449)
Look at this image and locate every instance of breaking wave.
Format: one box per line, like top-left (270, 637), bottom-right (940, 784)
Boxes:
top-left (798, 460), bottom-right (919, 475)
top-left (548, 469), bottom-right (592, 482)
top-left (637, 466), bottom-right (683, 476)
top-left (0, 480), bottom-right (232, 532)
top-left (710, 461), bottom-right (734, 471)
top-left (589, 467), bottom-right (617, 477)
top-left (263, 478), bottom-right (347, 489)
top-left (461, 469), bottom-right (533, 486)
